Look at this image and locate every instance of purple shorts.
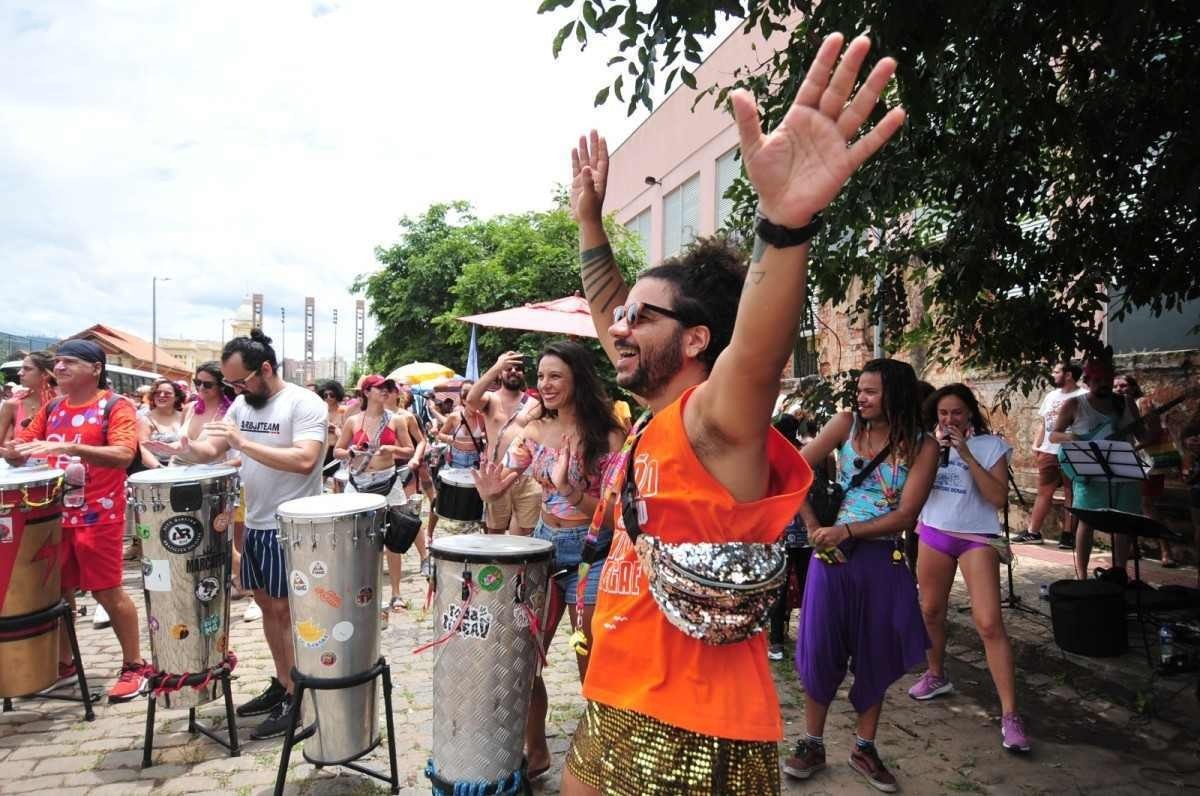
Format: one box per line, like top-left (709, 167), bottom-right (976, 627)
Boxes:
top-left (917, 521), bottom-right (995, 560)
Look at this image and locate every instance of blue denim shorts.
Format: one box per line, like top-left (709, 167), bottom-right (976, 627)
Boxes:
top-left (448, 449), bottom-right (480, 469)
top-left (534, 520), bottom-right (606, 607)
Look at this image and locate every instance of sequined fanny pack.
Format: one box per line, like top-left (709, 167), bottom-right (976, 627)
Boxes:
top-left (620, 434), bottom-right (786, 645)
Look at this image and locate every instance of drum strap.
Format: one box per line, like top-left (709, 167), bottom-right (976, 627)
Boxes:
top-left (489, 397), bottom-right (528, 463)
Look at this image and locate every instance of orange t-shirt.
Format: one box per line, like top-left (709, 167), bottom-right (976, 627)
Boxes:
top-left (19, 390), bottom-right (138, 528)
top-left (582, 386), bottom-right (812, 742)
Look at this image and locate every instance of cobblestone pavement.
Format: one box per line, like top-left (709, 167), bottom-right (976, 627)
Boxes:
top-left (1, 520), bottom-right (1198, 795)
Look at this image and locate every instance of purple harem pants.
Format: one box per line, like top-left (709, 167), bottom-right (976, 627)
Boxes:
top-left (796, 539), bottom-right (929, 711)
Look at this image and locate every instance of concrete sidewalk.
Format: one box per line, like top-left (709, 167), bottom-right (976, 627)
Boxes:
top-left (0, 537), bottom-right (1197, 795)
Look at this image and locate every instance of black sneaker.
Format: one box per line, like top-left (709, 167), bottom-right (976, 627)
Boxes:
top-left (1056, 532), bottom-right (1075, 550)
top-left (236, 677), bottom-right (286, 718)
top-left (1012, 531), bottom-right (1043, 545)
top-left (249, 695), bottom-right (315, 742)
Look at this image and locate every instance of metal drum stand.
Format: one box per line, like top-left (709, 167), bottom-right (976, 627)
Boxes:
top-left (272, 657), bottom-right (399, 796)
top-left (0, 598), bottom-right (98, 721)
top-left (141, 654), bottom-right (240, 768)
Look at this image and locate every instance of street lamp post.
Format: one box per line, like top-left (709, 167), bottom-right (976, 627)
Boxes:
top-left (280, 307), bottom-right (286, 381)
top-left (152, 276), bottom-right (171, 374)
top-left (332, 309), bottom-right (338, 382)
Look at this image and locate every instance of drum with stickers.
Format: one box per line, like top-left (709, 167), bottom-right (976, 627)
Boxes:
top-left (435, 467), bottom-right (483, 523)
top-left (276, 492), bottom-right (387, 765)
top-left (127, 465), bottom-right (239, 709)
top-left (427, 534), bottom-right (553, 784)
top-left (0, 466), bottom-right (64, 697)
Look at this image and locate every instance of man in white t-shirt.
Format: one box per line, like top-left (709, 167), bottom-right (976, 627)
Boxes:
top-left (149, 329), bottom-right (326, 740)
top-left (1014, 362), bottom-right (1084, 547)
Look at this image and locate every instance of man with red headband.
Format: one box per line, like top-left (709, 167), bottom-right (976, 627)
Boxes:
top-left (1050, 353), bottom-right (1144, 580)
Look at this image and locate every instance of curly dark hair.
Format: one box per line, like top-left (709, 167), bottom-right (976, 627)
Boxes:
top-left (923, 383), bottom-right (991, 436)
top-left (151, 378), bottom-right (185, 412)
top-left (857, 358), bottom-right (926, 464)
top-left (538, 339), bottom-right (621, 481)
top-left (316, 379), bottom-right (345, 403)
top-left (638, 236), bottom-right (747, 373)
top-left (221, 328), bottom-right (277, 374)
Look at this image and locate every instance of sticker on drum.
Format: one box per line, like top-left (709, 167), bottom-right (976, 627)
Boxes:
top-left (143, 559), bottom-right (171, 592)
top-left (296, 618), bottom-right (328, 648)
top-left (441, 604), bottom-right (492, 640)
top-left (135, 523), bottom-right (151, 540)
top-left (1, 517), bottom-right (15, 543)
top-left (478, 565), bottom-right (504, 592)
top-left (332, 621), bottom-right (354, 643)
top-left (309, 560), bottom-right (328, 579)
top-left (513, 604), bottom-right (530, 630)
top-left (315, 586), bottom-right (342, 609)
top-left (160, 516), bottom-right (204, 554)
top-left (355, 586), bottom-right (374, 607)
top-left (148, 616), bottom-right (160, 632)
top-left (216, 633), bottom-right (227, 653)
top-left (212, 512), bottom-right (230, 533)
top-left (201, 615), bottom-right (221, 636)
top-left (195, 576), bottom-right (220, 603)
top-left (320, 651), bottom-right (337, 666)
top-left (290, 570), bottom-right (310, 596)
top-left (171, 623), bottom-right (190, 640)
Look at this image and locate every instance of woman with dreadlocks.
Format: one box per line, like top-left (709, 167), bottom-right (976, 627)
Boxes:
top-left (784, 358), bottom-right (937, 793)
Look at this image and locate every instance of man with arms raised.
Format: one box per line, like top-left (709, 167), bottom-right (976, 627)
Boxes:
top-left (3, 340), bottom-right (148, 701)
top-left (147, 329), bottom-right (326, 739)
top-left (558, 33), bottom-right (904, 794)
top-left (465, 352), bottom-right (542, 535)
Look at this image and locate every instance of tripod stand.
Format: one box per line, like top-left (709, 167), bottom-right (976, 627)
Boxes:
top-left (1000, 466), bottom-right (1045, 618)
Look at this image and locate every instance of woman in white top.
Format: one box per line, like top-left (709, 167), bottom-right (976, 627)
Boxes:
top-left (140, 378), bottom-right (186, 468)
top-left (907, 383), bottom-right (1029, 753)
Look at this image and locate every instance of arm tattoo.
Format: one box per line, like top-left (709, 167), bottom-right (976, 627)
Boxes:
top-left (595, 283), bottom-right (623, 313)
top-left (751, 235), bottom-right (768, 265)
top-left (580, 243), bottom-right (613, 266)
top-left (749, 270), bottom-right (766, 285)
top-left (583, 270), bottom-right (614, 296)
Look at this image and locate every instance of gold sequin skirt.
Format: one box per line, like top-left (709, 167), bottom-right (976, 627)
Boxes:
top-left (566, 700), bottom-right (780, 795)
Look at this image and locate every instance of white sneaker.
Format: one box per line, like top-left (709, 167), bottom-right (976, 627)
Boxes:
top-left (243, 602), bottom-right (263, 622)
top-left (92, 603), bottom-right (111, 628)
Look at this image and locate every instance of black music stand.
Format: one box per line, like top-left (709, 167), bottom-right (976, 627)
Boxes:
top-left (1061, 440), bottom-right (1182, 665)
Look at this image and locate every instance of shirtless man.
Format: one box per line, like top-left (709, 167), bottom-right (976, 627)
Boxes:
top-left (465, 352), bottom-right (542, 535)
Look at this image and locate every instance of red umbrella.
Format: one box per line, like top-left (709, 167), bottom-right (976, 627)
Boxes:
top-left (458, 295), bottom-right (598, 339)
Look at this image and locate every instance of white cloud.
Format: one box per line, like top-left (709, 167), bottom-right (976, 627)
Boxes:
top-left (1, 0), bottom-right (735, 365)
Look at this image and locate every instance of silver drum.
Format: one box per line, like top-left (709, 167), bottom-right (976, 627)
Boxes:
top-left (429, 535), bottom-right (553, 783)
top-left (127, 465), bottom-right (239, 709)
top-left (277, 493), bottom-right (386, 765)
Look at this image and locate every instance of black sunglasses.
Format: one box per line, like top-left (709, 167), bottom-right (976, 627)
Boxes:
top-left (194, 378), bottom-right (218, 389)
top-left (612, 301), bottom-right (689, 328)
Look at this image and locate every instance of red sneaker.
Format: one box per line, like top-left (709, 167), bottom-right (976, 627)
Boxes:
top-left (107, 660), bottom-right (149, 703)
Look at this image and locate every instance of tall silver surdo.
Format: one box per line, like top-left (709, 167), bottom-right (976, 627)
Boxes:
top-left (428, 535), bottom-right (553, 783)
top-left (127, 465), bottom-right (239, 709)
top-left (277, 493), bottom-right (386, 765)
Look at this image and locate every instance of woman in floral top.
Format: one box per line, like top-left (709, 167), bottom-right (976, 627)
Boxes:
top-left (474, 339), bottom-right (625, 778)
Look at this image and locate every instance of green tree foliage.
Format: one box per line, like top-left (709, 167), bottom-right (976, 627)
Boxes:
top-left (355, 197), bottom-right (643, 391)
top-left (542, 0), bottom-right (1199, 398)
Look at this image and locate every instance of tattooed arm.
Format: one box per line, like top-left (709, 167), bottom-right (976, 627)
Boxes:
top-left (571, 131), bottom-right (629, 367)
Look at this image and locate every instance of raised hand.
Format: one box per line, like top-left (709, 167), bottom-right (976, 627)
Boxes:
top-left (471, 460), bottom-right (518, 500)
top-left (570, 130), bottom-right (609, 225)
top-left (729, 33), bottom-right (905, 228)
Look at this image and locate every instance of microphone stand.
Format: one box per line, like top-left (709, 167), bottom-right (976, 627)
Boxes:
top-left (1002, 465), bottom-right (1046, 618)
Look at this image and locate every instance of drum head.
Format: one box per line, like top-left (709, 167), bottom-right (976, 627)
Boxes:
top-left (127, 464), bottom-right (237, 484)
top-left (0, 466), bottom-right (64, 489)
top-left (431, 534), bottom-right (553, 564)
top-left (277, 492), bottom-right (386, 518)
top-left (438, 467), bottom-right (477, 488)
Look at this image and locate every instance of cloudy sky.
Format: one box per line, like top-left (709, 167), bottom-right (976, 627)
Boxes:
top-left (1, 1), bottom-right (736, 363)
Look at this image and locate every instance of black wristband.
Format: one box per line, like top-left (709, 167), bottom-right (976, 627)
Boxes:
top-left (755, 212), bottom-right (824, 248)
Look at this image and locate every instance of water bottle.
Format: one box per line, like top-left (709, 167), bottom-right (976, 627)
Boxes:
top-left (63, 456), bottom-right (86, 508)
top-left (1159, 624), bottom-right (1176, 668)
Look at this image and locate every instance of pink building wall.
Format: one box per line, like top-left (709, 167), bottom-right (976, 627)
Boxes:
top-left (605, 22), bottom-right (793, 264)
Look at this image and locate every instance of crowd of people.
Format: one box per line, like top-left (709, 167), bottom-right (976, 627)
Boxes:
top-left (2, 31), bottom-right (1199, 795)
